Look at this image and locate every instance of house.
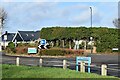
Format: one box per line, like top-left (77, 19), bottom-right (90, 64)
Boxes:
top-left (1, 31), bottom-right (15, 47)
top-left (12, 31), bottom-right (40, 43)
top-left (1, 30), bottom-right (40, 47)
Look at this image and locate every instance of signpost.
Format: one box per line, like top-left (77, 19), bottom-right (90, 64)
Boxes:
top-left (28, 48), bottom-right (37, 54)
top-left (76, 57), bottom-right (91, 73)
top-left (38, 39), bottom-right (48, 49)
top-left (112, 48), bottom-right (118, 51)
top-left (112, 48), bottom-right (119, 52)
top-left (40, 39), bottom-right (46, 45)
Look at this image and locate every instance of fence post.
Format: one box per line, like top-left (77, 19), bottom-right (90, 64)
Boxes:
top-left (39, 58), bottom-right (42, 67)
top-left (80, 61), bottom-right (85, 72)
top-left (101, 64), bottom-right (107, 76)
top-left (63, 60), bottom-right (67, 69)
top-left (16, 57), bottom-right (20, 66)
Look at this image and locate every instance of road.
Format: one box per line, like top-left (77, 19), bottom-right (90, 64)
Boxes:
top-left (1, 52), bottom-right (119, 77)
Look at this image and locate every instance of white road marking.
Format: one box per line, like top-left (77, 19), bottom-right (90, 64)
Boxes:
top-left (108, 64), bottom-right (118, 66)
top-left (53, 65), bottom-right (70, 66)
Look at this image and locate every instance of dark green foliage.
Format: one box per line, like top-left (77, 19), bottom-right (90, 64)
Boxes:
top-left (40, 27), bottom-right (90, 40)
top-left (38, 49), bottom-right (84, 56)
top-left (6, 42), bottom-right (16, 53)
top-left (39, 49), bottom-right (74, 56)
top-left (8, 42), bottom-right (15, 49)
top-left (40, 27), bottom-right (119, 53)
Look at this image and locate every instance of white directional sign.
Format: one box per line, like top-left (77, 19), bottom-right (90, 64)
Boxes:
top-left (38, 45), bottom-right (47, 49)
top-left (112, 48), bottom-right (118, 51)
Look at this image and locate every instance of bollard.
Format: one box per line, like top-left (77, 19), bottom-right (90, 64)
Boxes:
top-left (16, 57), bottom-right (20, 66)
top-left (80, 61), bottom-right (85, 72)
top-left (39, 58), bottom-right (42, 67)
top-left (101, 64), bottom-right (107, 76)
top-left (63, 60), bottom-right (67, 69)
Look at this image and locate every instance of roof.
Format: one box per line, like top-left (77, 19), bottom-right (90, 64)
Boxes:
top-left (2, 33), bottom-right (15, 41)
top-left (18, 30), bottom-right (40, 41)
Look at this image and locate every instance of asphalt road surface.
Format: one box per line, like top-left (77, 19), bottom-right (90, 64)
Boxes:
top-left (1, 52), bottom-right (119, 78)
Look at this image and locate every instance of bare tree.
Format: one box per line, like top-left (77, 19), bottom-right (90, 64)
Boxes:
top-left (0, 7), bottom-right (7, 29)
top-left (113, 18), bottom-right (120, 29)
top-left (0, 7), bottom-right (7, 51)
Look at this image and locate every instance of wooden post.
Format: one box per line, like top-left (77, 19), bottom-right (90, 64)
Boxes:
top-left (39, 58), bottom-right (42, 67)
top-left (63, 60), bottom-right (67, 69)
top-left (101, 64), bottom-right (107, 76)
top-left (62, 40), bottom-right (64, 48)
top-left (56, 40), bottom-right (59, 47)
top-left (84, 41), bottom-right (86, 54)
top-left (69, 40), bottom-right (71, 49)
top-left (16, 57), bottom-right (20, 66)
top-left (80, 61), bottom-right (85, 72)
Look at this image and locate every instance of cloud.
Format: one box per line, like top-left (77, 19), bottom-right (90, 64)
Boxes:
top-left (59, 4), bottom-right (101, 25)
top-left (3, 2), bottom-right (102, 27)
top-left (1, 0), bottom-right (119, 2)
top-left (1, 2), bottom-right (117, 32)
top-left (0, 0), bottom-right (13, 2)
top-left (0, 0), bottom-right (60, 2)
top-left (4, 2), bottom-right (57, 24)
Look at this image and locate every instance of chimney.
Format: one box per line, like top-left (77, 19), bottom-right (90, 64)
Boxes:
top-left (5, 31), bottom-right (8, 35)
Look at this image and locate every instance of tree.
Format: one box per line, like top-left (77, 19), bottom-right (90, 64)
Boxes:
top-left (113, 18), bottom-right (120, 29)
top-left (0, 7), bottom-right (7, 51)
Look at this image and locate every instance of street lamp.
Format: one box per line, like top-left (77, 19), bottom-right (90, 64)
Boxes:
top-left (90, 7), bottom-right (92, 29)
top-left (90, 7), bottom-right (93, 54)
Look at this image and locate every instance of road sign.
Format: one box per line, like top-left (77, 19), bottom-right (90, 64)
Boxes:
top-left (76, 57), bottom-right (91, 73)
top-left (28, 48), bottom-right (37, 54)
top-left (38, 43), bottom-right (48, 49)
top-left (40, 39), bottom-right (46, 45)
top-left (112, 48), bottom-right (118, 51)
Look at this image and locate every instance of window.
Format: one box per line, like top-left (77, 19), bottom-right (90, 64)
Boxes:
top-left (26, 34), bottom-right (28, 36)
top-left (31, 34), bottom-right (34, 36)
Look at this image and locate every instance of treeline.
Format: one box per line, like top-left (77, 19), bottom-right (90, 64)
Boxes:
top-left (40, 27), bottom-right (119, 52)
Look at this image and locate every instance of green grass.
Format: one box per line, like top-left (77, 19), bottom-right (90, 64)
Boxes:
top-left (2, 64), bottom-right (119, 79)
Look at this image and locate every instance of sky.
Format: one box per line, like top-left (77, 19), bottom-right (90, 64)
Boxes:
top-left (0, 0), bottom-right (119, 33)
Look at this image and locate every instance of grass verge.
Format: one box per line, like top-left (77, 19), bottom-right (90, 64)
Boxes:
top-left (2, 64), bottom-right (119, 80)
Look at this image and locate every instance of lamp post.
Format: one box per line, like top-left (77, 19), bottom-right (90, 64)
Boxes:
top-left (90, 7), bottom-right (93, 54)
top-left (90, 7), bottom-right (92, 29)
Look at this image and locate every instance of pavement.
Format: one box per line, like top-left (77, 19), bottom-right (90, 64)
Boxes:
top-left (1, 52), bottom-right (120, 78)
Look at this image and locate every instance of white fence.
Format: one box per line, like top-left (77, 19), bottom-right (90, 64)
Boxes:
top-left (5, 57), bottom-right (119, 76)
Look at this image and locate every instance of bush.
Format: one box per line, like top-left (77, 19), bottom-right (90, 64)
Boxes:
top-left (8, 42), bottom-right (15, 49)
top-left (39, 49), bottom-right (65, 56)
top-left (5, 42), bottom-right (16, 54)
top-left (39, 49), bottom-right (83, 56)
top-left (17, 43), bottom-right (37, 47)
top-left (16, 47), bottom-right (28, 54)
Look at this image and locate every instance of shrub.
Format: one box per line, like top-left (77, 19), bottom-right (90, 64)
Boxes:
top-left (38, 49), bottom-right (83, 56)
top-left (5, 42), bottom-right (16, 54)
top-left (16, 47), bottom-right (28, 54)
top-left (39, 49), bottom-right (64, 56)
top-left (8, 42), bottom-right (15, 49)
top-left (17, 43), bottom-right (37, 47)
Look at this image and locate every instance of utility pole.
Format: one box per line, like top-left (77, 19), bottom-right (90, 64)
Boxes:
top-left (0, 19), bottom-right (2, 51)
top-left (0, 8), bottom-right (7, 51)
top-left (90, 7), bottom-right (93, 54)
